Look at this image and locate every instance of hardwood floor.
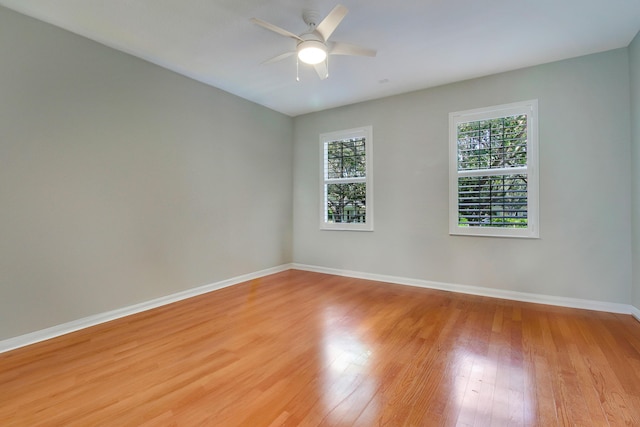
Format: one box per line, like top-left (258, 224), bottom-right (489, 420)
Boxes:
top-left (1, 270), bottom-right (640, 426)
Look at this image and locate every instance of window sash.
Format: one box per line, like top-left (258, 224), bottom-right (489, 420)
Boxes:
top-left (325, 138), bottom-right (366, 180)
top-left (324, 182), bottom-right (367, 224)
top-left (456, 114), bottom-right (528, 171)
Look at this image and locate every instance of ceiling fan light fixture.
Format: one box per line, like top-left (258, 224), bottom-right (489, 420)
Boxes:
top-left (297, 40), bottom-right (327, 65)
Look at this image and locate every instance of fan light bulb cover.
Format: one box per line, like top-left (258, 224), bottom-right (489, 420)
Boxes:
top-left (297, 40), bottom-right (327, 65)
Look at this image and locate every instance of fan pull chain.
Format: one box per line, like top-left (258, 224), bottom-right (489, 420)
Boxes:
top-left (325, 55), bottom-right (329, 79)
top-left (296, 57), bottom-right (300, 82)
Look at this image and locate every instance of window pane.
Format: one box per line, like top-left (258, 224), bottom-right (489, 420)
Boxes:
top-left (326, 183), bottom-right (366, 223)
top-left (457, 115), bottom-right (527, 171)
top-left (327, 138), bottom-right (366, 179)
top-left (457, 174), bottom-right (528, 228)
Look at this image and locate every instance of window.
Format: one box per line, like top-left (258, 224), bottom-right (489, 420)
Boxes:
top-left (320, 126), bottom-right (373, 231)
top-left (449, 100), bottom-right (538, 238)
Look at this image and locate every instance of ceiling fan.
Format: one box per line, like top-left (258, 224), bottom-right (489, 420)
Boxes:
top-left (251, 4), bottom-right (376, 80)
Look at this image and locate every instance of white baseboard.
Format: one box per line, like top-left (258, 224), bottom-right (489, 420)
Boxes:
top-left (292, 263), bottom-right (635, 316)
top-left (3, 263), bottom-right (637, 354)
top-left (0, 264), bottom-right (292, 354)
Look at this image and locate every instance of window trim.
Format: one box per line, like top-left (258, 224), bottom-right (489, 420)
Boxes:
top-left (319, 126), bottom-right (373, 231)
top-left (449, 100), bottom-right (539, 238)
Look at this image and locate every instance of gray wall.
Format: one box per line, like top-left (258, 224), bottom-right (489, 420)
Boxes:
top-left (293, 49), bottom-right (632, 304)
top-left (1, 4), bottom-right (637, 342)
top-left (631, 31), bottom-right (640, 311)
top-left (0, 7), bottom-right (293, 340)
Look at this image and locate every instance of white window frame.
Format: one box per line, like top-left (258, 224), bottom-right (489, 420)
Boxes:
top-left (320, 126), bottom-right (373, 231)
top-left (449, 100), bottom-right (539, 238)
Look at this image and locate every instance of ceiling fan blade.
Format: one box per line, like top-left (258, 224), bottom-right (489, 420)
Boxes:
top-left (314, 61), bottom-right (329, 80)
top-left (251, 18), bottom-right (303, 42)
top-left (315, 4), bottom-right (348, 41)
top-left (263, 51), bottom-right (296, 64)
top-left (330, 42), bottom-right (376, 57)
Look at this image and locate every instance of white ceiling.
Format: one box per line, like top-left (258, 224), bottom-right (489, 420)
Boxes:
top-left (1, 0), bottom-right (639, 117)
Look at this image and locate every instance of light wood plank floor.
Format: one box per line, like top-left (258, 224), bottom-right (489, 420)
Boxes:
top-left (1, 270), bottom-right (640, 426)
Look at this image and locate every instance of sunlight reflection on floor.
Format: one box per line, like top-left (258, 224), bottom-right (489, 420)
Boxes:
top-left (451, 344), bottom-right (534, 425)
top-left (320, 305), bottom-right (378, 424)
